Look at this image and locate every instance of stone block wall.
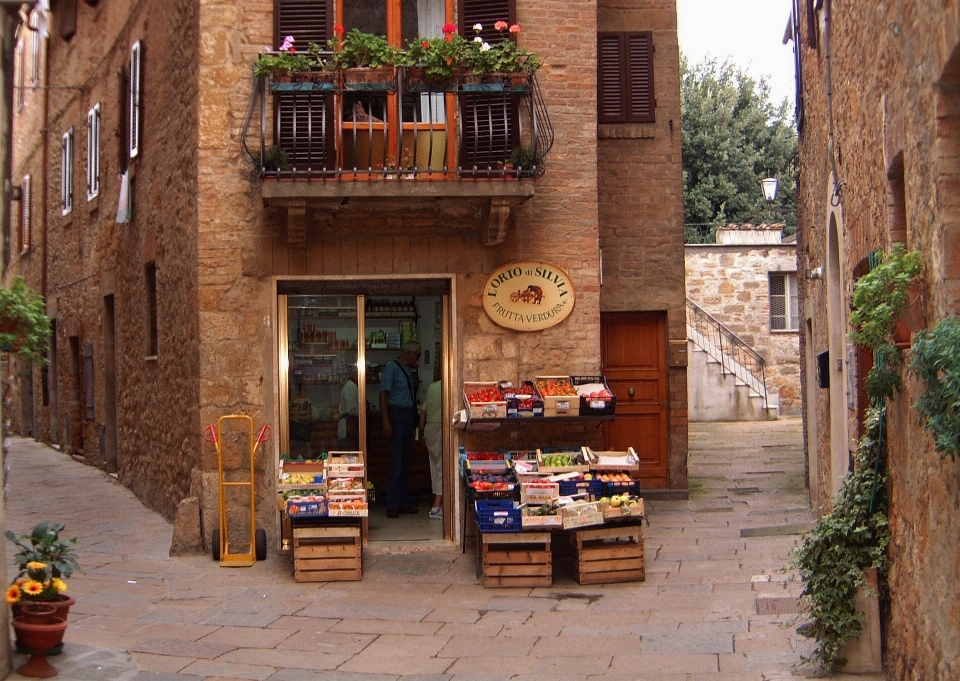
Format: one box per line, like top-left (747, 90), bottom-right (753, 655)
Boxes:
top-left (796, 3), bottom-right (960, 677)
top-left (685, 240), bottom-right (801, 416)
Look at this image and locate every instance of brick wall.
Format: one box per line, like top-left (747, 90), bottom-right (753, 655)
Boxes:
top-left (796, 3), bottom-right (960, 677)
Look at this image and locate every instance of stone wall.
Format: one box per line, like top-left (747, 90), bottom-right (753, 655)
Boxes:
top-left (795, 3), bottom-right (960, 677)
top-left (685, 239), bottom-right (801, 416)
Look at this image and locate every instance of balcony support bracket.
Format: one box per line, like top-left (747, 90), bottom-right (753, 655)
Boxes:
top-left (483, 197), bottom-right (516, 247)
top-left (285, 200), bottom-right (307, 247)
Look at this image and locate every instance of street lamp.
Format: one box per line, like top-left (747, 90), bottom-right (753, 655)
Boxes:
top-left (761, 177), bottom-right (779, 203)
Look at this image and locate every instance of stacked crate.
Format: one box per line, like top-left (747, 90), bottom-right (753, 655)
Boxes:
top-left (480, 531), bottom-right (552, 588)
top-left (292, 523), bottom-right (362, 582)
top-left (570, 520), bottom-right (645, 584)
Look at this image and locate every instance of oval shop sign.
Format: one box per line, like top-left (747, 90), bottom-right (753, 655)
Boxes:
top-left (482, 261), bottom-right (576, 331)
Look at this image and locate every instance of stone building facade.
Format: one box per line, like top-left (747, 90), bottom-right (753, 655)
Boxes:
top-left (685, 224), bottom-right (800, 419)
top-left (6, 0), bottom-right (686, 550)
top-left (794, 2), bottom-right (960, 676)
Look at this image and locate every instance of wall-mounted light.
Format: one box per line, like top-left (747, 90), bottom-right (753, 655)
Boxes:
top-left (761, 177), bottom-right (779, 204)
top-left (8, 185), bottom-right (22, 201)
top-left (808, 266), bottom-right (824, 280)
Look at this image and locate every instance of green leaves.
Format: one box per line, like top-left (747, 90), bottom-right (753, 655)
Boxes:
top-left (911, 317), bottom-right (960, 460)
top-left (680, 56), bottom-right (797, 236)
top-left (6, 522), bottom-right (80, 580)
top-left (0, 276), bottom-right (51, 365)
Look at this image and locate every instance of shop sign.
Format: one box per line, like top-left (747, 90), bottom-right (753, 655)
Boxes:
top-left (482, 261), bottom-right (576, 331)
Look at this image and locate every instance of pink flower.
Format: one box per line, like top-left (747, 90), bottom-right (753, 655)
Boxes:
top-left (442, 23), bottom-right (456, 34)
top-left (509, 24), bottom-right (521, 34)
top-left (279, 35), bottom-right (295, 51)
top-left (494, 20), bottom-right (508, 31)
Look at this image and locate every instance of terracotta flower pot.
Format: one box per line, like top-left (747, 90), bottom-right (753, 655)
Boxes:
top-left (12, 610), bottom-right (67, 678)
top-left (13, 595), bottom-right (74, 655)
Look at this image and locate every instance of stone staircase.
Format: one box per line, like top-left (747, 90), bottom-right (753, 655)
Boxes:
top-left (686, 297), bottom-right (779, 421)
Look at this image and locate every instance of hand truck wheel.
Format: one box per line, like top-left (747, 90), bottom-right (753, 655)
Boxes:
top-left (211, 529), bottom-right (221, 561)
top-left (255, 528), bottom-right (267, 561)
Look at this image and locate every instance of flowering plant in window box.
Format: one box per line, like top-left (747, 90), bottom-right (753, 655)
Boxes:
top-left (255, 37), bottom-right (335, 87)
top-left (405, 23), bottom-right (466, 86)
top-left (462, 21), bottom-right (541, 80)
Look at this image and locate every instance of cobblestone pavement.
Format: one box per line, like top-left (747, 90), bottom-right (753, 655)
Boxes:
top-left (2, 419), bottom-right (888, 680)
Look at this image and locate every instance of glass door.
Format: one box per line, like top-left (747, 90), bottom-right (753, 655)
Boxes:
top-left (282, 295), bottom-right (361, 460)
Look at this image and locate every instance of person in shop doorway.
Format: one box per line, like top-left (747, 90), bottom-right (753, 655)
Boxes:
top-left (420, 362), bottom-right (443, 519)
top-left (337, 364), bottom-right (360, 450)
top-left (379, 340), bottom-right (421, 518)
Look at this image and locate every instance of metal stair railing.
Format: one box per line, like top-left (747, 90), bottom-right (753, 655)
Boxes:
top-left (686, 297), bottom-right (771, 408)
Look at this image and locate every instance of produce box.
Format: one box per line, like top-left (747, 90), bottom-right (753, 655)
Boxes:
top-left (281, 459), bottom-right (325, 475)
top-left (325, 451), bottom-right (365, 477)
top-left (571, 522), bottom-right (644, 584)
top-left (558, 478), bottom-right (602, 498)
top-left (481, 531), bottom-right (552, 587)
top-left (327, 492), bottom-right (368, 517)
top-left (601, 496), bottom-right (644, 520)
top-left (293, 524), bottom-right (361, 582)
top-left (503, 381), bottom-right (544, 418)
top-left (286, 494), bottom-right (328, 517)
top-left (475, 500), bottom-right (521, 533)
top-left (535, 376), bottom-right (579, 416)
top-left (587, 447), bottom-right (641, 471)
top-left (560, 501), bottom-right (604, 529)
top-left (571, 375), bottom-right (617, 416)
top-left (466, 470), bottom-right (518, 499)
top-left (326, 476), bottom-right (365, 492)
top-left (536, 448), bottom-right (591, 474)
top-left (601, 477), bottom-right (639, 497)
top-left (521, 506), bottom-right (563, 529)
top-left (463, 382), bottom-right (507, 420)
top-left (520, 481), bottom-right (560, 504)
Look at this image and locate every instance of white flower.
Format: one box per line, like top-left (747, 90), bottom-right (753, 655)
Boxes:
top-left (473, 23), bottom-right (483, 32)
top-left (474, 36), bottom-right (483, 43)
top-left (480, 42), bottom-right (491, 52)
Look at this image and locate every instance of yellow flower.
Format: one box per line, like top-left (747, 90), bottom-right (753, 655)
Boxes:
top-left (5, 584), bottom-right (21, 605)
top-left (51, 578), bottom-right (67, 593)
top-left (25, 561), bottom-right (46, 571)
top-left (21, 580), bottom-right (44, 597)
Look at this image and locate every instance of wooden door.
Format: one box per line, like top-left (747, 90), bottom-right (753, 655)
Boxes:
top-left (601, 312), bottom-right (668, 488)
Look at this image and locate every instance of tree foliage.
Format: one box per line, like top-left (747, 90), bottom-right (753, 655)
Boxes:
top-left (681, 56), bottom-right (798, 242)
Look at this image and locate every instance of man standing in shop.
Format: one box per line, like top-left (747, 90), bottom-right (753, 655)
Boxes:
top-left (379, 340), bottom-right (422, 518)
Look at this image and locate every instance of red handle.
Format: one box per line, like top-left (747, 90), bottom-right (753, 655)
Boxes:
top-left (256, 424), bottom-right (272, 443)
top-left (204, 424), bottom-right (218, 444)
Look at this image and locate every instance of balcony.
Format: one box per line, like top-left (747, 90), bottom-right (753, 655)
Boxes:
top-left (241, 66), bottom-right (554, 245)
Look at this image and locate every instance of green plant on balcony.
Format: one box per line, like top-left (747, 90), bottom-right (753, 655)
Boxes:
top-left (250, 145), bottom-right (291, 173)
top-left (253, 35), bottom-right (328, 78)
top-left (406, 24), bottom-right (466, 82)
top-left (329, 27), bottom-right (403, 69)
top-left (910, 316), bottom-right (960, 460)
top-left (0, 276), bottom-right (51, 365)
top-left (462, 21), bottom-right (541, 75)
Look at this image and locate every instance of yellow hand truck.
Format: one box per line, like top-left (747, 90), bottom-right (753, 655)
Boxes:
top-left (204, 415), bottom-right (271, 566)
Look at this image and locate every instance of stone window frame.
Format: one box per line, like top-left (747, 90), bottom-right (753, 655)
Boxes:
top-left (62, 128), bottom-right (74, 216)
top-left (86, 102), bottom-right (100, 201)
top-left (769, 271), bottom-right (799, 332)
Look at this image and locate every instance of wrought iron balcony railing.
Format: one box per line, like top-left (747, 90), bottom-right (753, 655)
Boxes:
top-left (240, 65), bottom-right (554, 182)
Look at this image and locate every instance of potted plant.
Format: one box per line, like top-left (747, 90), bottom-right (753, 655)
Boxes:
top-left (461, 21), bottom-right (541, 89)
top-left (405, 24), bottom-right (465, 89)
top-left (255, 37), bottom-right (335, 89)
top-left (0, 276), bottom-right (51, 365)
top-left (330, 27), bottom-right (402, 90)
top-left (6, 523), bottom-right (80, 656)
top-left (250, 145), bottom-right (291, 174)
top-left (848, 244), bottom-right (924, 400)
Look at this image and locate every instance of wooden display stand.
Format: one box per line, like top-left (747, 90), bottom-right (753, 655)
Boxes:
top-left (570, 520), bottom-right (645, 584)
top-left (292, 522), bottom-right (362, 582)
top-left (480, 531), bottom-right (552, 588)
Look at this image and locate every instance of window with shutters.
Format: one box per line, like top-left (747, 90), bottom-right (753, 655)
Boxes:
top-left (30, 14), bottom-right (40, 85)
top-left (87, 103), bottom-right (100, 200)
top-left (129, 41), bottom-right (142, 159)
top-left (598, 31), bottom-right (655, 124)
top-left (62, 129), bottom-right (74, 215)
top-left (769, 272), bottom-right (799, 332)
top-left (15, 39), bottom-right (24, 112)
top-left (21, 175), bottom-right (31, 253)
top-left (60, 0), bottom-right (77, 40)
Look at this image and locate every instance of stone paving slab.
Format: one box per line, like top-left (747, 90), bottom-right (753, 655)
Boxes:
top-left (2, 420), bottom-right (889, 680)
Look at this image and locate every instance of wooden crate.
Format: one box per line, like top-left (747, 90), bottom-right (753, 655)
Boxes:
top-left (292, 524), bottom-right (361, 582)
top-left (481, 531), bottom-right (552, 588)
top-left (570, 522), bottom-right (645, 584)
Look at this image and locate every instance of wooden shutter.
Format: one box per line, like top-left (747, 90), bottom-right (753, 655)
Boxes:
top-left (60, 0), bottom-right (77, 39)
top-left (458, 0), bottom-right (514, 43)
top-left (129, 41), bottom-right (142, 159)
top-left (598, 32), bottom-right (655, 124)
top-left (275, 0), bottom-right (332, 49)
top-left (21, 175), bottom-right (31, 251)
top-left (459, 93), bottom-right (514, 174)
top-left (276, 93), bottom-right (335, 171)
top-left (62, 130), bottom-right (74, 215)
top-left (117, 67), bottom-right (129, 171)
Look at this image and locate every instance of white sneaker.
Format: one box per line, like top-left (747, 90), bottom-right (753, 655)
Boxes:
top-left (429, 507), bottom-right (442, 519)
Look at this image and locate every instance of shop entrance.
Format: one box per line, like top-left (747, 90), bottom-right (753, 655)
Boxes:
top-left (277, 278), bottom-right (453, 545)
top-left (600, 311), bottom-right (669, 488)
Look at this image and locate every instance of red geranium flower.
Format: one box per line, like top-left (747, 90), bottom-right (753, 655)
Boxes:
top-left (422, 40), bottom-right (430, 49)
top-left (333, 25), bottom-right (345, 35)
top-left (494, 20), bottom-right (508, 31)
top-left (509, 24), bottom-right (521, 34)
top-left (442, 23), bottom-right (456, 34)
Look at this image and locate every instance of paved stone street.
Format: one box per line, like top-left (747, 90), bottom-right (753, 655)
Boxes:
top-left (2, 419), bottom-right (887, 680)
